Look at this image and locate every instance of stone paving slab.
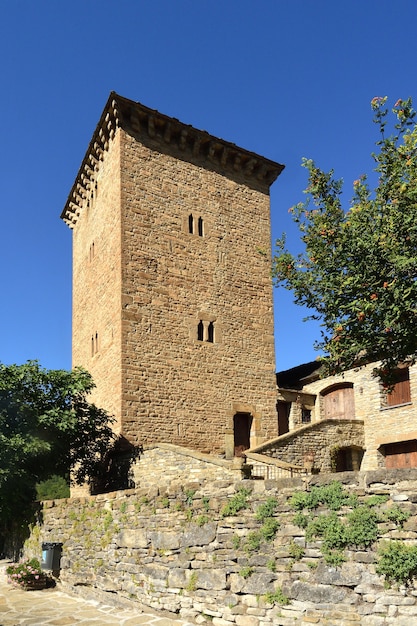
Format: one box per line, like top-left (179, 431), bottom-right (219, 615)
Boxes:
top-left (0, 561), bottom-right (195, 626)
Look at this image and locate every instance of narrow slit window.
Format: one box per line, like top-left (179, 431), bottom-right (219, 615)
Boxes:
top-left (188, 214), bottom-right (194, 234)
top-left (91, 336), bottom-right (94, 357)
top-left (95, 332), bottom-right (99, 354)
top-left (207, 321), bottom-right (214, 343)
top-left (198, 216), bottom-right (204, 237)
top-left (197, 320), bottom-right (204, 341)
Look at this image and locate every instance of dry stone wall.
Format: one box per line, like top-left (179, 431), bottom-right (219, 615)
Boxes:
top-left (25, 468), bottom-right (417, 626)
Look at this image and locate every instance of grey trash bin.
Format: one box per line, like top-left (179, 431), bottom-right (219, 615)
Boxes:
top-left (41, 542), bottom-right (62, 570)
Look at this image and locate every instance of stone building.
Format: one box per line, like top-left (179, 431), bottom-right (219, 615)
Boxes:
top-left (61, 92), bottom-right (284, 459)
top-left (272, 360), bottom-right (417, 472)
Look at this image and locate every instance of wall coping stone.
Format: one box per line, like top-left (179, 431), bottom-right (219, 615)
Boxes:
top-left (248, 418), bottom-right (365, 454)
top-left (142, 443), bottom-right (234, 470)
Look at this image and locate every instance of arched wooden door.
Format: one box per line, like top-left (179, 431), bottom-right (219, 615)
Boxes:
top-left (322, 384), bottom-right (355, 420)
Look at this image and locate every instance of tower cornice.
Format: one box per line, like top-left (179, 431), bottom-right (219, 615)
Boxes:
top-left (61, 92), bottom-right (285, 227)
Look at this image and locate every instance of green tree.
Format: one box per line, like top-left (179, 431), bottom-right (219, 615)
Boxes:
top-left (273, 97), bottom-right (417, 384)
top-left (0, 361), bottom-right (114, 536)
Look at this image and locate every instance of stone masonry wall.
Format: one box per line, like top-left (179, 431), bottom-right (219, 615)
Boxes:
top-left (132, 444), bottom-right (244, 490)
top-left (118, 125), bottom-right (278, 454)
top-left (68, 98), bottom-right (281, 458)
top-left (249, 420), bottom-right (365, 474)
top-left (25, 468), bottom-right (417, 626)
top-left (301, 362), bottom-right (417, 471)
top-left (71, 131), bottom-right (123, 431)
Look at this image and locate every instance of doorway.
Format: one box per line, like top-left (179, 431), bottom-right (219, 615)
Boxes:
top-left (233, 412), bottom-right (253, 457)
top-left (277, 401), bottom-right (290, 435)
top-left (332, 446), bottom-right (364, 472)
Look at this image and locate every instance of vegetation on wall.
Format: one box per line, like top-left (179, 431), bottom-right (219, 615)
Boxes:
top-left (289, 481), bottom-right (413, 580)
top-left (273, 97), bottom-right (417, 385)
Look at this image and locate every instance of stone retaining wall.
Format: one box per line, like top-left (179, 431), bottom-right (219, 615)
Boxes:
top-left (25, 468), bottom-right (417, 626)
top-left (249, 420), bottom-right (365, 473)
top-left (132, 444), bottom-right (242, 490)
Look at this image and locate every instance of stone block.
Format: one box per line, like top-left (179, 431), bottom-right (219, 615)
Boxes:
top-left (314, 562), bottom-right (363, 586)
top-left (181, 523), bottom-right (217, 547)
top-left (290, 580), bottom-right (348, 604)
top-left (235, 615), bottom-right (260, 626)
top-left (193, 569), bottom-right (227, 591)
top-left (149, 531), bottom-right (181, 550)
top-left (117, 529), bottom-right (149, 548)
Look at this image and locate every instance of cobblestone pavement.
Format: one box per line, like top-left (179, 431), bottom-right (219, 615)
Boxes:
top-left (0, 561), bottom-right (195, 626)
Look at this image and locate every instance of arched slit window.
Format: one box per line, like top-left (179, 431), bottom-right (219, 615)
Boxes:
top-left (197, 320), bottom-right (204, 341)
top-left (188, 214), bottom-right (194, 234)
top-left (207, 321), bottom-right (214, 343)
top-left (198, 216), bottom-right (204, 237)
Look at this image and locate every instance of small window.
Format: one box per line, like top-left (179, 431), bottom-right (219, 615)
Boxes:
top-left (197, 320), bottom-right (215, 343)
top-left (386, 368), bottom-right (411, 407)
top-left (301, 408), bottom-right (311, 424)
top-left (188, 214), bottom-right (194, 234)
top-left (198, 216), bottom-right (204, 237)
top-left (92, 332), bottom-right (99, 356)
top-left (207, 321), bottom-right (214, 343)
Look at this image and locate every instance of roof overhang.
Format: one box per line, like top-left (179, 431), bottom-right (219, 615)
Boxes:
top-left (61, 92), bottom-right (285, 228)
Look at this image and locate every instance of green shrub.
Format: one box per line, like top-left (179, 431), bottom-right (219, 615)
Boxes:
top-left (196, 514), bottom-right (209, 527)
top-left (289, 541), bottom-right (305, 561)
top-left (306, 512), bottom-right (347, 550)
top-left (239, 566), bottom-right (253, 579)
top-left (36, 475), bottom-right (70, 500)
top-left (382, 504), bottom-right (411, 528)
top-left (184, 489), bottom-right (196, 506)
top-left (263, 588), bottom-right (290, 606)
top-left (292, 511), bottom-right (309, 529)
top-left (346, 506), bottom-right (379, 547)
top-left (289, 481), bottom-right (355, 512)
top-left (260, 518), bottom-right (280, 542)
top-left (322, 548), bottom-right (346, 566)
top-left (255, 497), bottom-right (278, 521)
top-left (221, 487), bottom-right (251, 517)
top-left (366, 494), bottom-right (389, 507)
top-left (202, 496), bottom-right (210, 512)
top-left (245, 531), bottom-right (262, 552)
top-left (376, 541), bottom-right (417, 586)
top-left (267, 558), bottom-right (276, 572)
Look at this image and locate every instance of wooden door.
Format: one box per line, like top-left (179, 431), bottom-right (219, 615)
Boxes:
top-left (233, 413), bottom-right (252, 457)
top-left (323, 385), bottom-right (355, 420)
top-left (385, 440), bottom-right (417, 468)
top-left (277, 401), bottom-right (290, 435)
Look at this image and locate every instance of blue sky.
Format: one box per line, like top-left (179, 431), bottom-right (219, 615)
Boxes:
top-left (1, 0), bottom-right (416, 373)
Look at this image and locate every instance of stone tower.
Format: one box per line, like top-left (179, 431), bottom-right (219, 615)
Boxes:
top-left (61, 93), bottom-right (284, 458)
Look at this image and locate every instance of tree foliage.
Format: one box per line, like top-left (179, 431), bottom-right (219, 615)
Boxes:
top-left (273, 97), bottom-right (417, 384)
top-left (0, 361), bottom-right (114, 531)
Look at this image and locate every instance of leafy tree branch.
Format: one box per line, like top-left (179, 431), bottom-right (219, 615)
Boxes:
top-left (273, 97), bottom-right (417, 384)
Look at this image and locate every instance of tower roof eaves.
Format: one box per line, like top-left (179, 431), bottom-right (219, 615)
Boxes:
top-left (61, 91), bottom-right (285, 227)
